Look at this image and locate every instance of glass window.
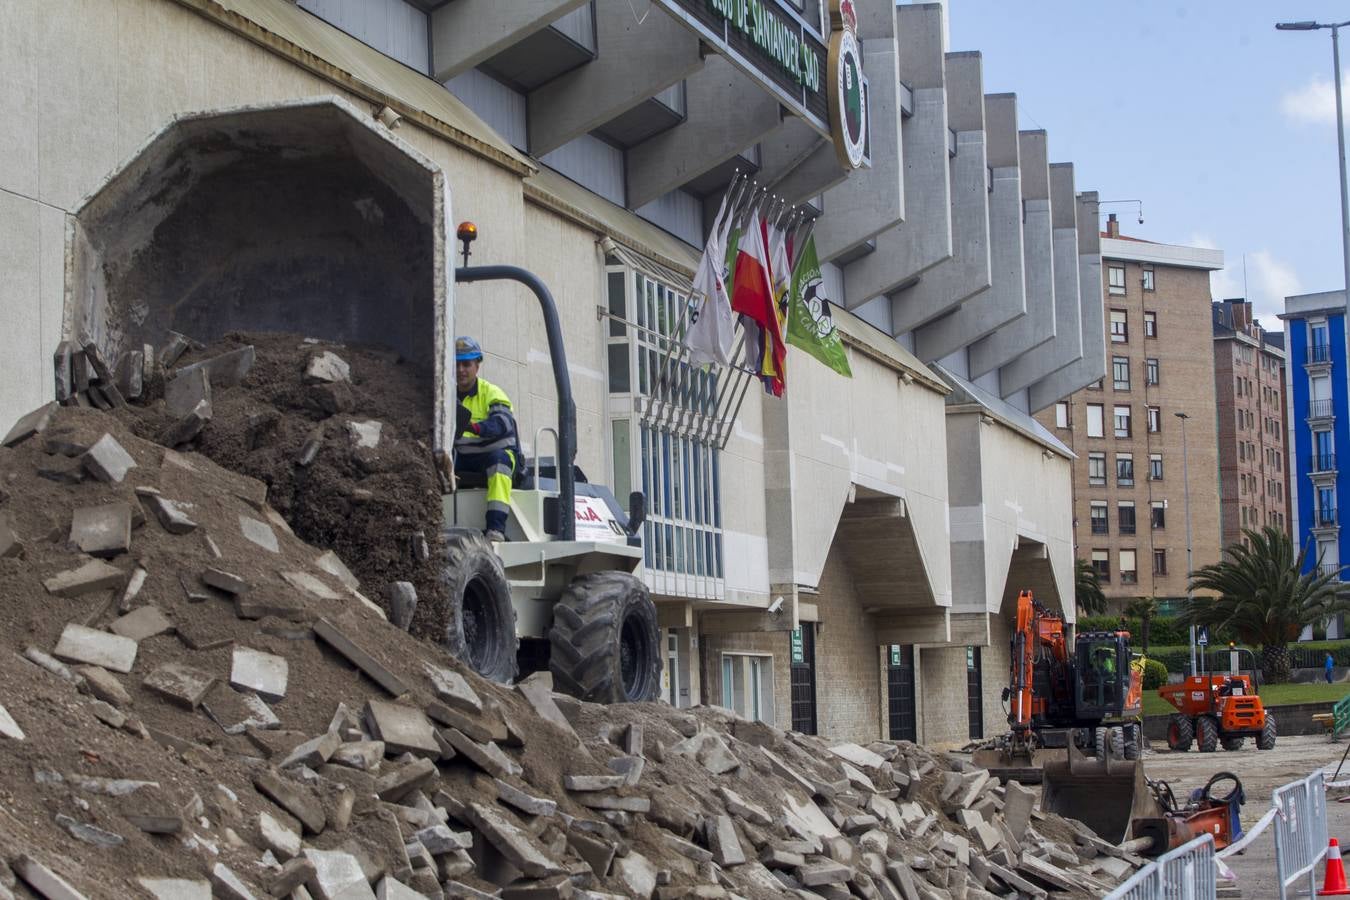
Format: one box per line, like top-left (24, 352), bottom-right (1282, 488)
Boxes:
top-left (1118, 501), bottom-right (1136, 535)
top-left (1152, 549), bottom-right (1167, 575)
top-left (1149, 453), bottom-right (1163, 480)
top-left (1145, 358), bottom-right (1159, 385)
top-left (1087, 404), bottom-right (1105, 438)
top-left (1113, 405), bottom-right (1131, 438)
top-left (1055, 401), bottom-right (1070, 428)
top-left (1090, 502), bottom-right (1109, 535)
top-left (1110, 309), bottom-right (1128, 342)
top-left (1120, 549), bottom-right (1138, 584)
top-left (1151, 501), bottom-right (1165, 529)
top-left (1092, 549), bottom-right (1110, 582)
top-left (1144, 311), bottom-right (1157, 338)
top-left (1113, 356), bottom-right (1130, 391)
top-left (1108, 265), bottom-right (1126, 296)
top-left (1088, 452), bottom-right (1107, 486)
top-left (1147, 406), bottom-right (1161, 433)
top-left (1116, 453), bottom-right (1134, 486)
top-left (720, 654), bottom-right (774, 724)
top-left (1142, 267), bottom-right (1155, 291)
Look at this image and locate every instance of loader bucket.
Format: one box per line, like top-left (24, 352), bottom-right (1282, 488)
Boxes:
top-left (1041, 742), bottom-right (1160, 843)
top-left (971, 746), bottom-right (1067, 785)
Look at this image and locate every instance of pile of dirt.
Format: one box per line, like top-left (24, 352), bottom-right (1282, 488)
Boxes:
top-left (0, 402), bottom-right (1141, 899)
top-left (109, 332), bottom-right (454, 643)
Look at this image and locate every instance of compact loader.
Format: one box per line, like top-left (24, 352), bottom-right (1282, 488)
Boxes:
top-left (1159, 648), bottom-right (1276, 752)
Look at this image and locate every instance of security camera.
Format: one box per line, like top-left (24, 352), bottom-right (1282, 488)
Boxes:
top-left (767, 597), bottom-right (785, 615)
top-left (1138, 215), bottom-right (1144, 225)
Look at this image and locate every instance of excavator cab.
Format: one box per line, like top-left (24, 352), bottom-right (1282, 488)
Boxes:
top-left (1074, 632), bottom-right (1133, 720)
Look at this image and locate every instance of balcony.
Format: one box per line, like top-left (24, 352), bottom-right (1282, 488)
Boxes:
top-left (1309, 399), bottom-right (1335, 420)
top-left (1314, 507), bottom-right (1339, 528)
top-left (1319, 562), bottom-right (1342, 578)
top-left (1311, 453), bottom-right (1338, 474)
top-left (1307, 343), bottom-right (1333, 365)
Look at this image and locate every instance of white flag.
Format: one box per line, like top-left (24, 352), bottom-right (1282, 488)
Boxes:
top-left (685, 190), bottom-right (737, 368)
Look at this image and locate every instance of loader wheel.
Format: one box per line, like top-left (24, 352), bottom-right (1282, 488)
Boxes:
top-left (1221, 736), bottom-right (1245, 751)
top-left (1094, 726), bottom-right (1125, 759)
top-left (1257, 714), bottom-right (1277, 750)
top-left (1166, 715), bottom-right (1193, 752)
top-left (1123, 723), bottom-right (1141, 760)
top-left (1197, 715), bottom-right (1220, 753)
top-left (440, 528), bottom-right (518, 684)
top-left (549, 571), bottom-right (662, 704)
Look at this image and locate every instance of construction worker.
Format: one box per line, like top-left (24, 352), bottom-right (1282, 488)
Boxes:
top-left (453, 337), bottom-right (520, 542)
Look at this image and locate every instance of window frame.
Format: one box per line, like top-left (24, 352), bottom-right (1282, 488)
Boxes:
top-left (1089, 502), bottom-right (1109, 535)
top-left (1086, 403), bottom-right (1105, 438)
top-left (1119, 549), bottom-right (1138, 585)
top-left (1117, 501), bottom-right (1136, 536)
top-left (1113, 404), bottom-right (1132, 438)
top-left (1142, 266), bottom-right (1155, 292)
top-left (1116, 453), bottom-right (1134, 486)
top-left (1112, 356), bottom-right (1131, 391)
top-left (1147, 406), bottom-right (1162, 434)
top-left (1110, 309), bottom-right (1128, 343)
top-left (1091, 549), bottom-right (1110, 582)
top-left (1149, 453), bottom-right (1163, 481)
top-left (1145, 357), bottom-right (1159, 385)
top-left (1108, 265), bottom-right (1126, 296)
top-left (1144, 311), bottom-right (1158, 338)
top-left (1054, 401), bottom-right (1070, 429)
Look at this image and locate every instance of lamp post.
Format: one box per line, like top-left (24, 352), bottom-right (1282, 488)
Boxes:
top-left (1276, 19), bottom-right (1350, 314)
top-left (1175, 411), bottom-right (1195, 675)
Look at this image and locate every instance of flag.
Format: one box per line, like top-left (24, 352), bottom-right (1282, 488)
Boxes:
top-left (685, 194), bottom-right (737, 368)
top-left (786, 236), bottom-right (852, 377)
top-left (731, 214), bottom-right (786, 396)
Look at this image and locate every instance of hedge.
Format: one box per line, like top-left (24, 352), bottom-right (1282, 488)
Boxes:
top-left (1077, 614), bottom-right (1213, 648)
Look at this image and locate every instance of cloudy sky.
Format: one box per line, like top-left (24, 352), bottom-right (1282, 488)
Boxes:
top-left (944, 1), bottom-right (1350, 329)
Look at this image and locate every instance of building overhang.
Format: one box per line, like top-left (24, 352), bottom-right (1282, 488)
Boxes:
top-left (1101, 237), bottom-right (1223, 271)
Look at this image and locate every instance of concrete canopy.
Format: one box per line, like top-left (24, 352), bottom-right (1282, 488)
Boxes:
top-left (65, 96), bottom-right (457, 449)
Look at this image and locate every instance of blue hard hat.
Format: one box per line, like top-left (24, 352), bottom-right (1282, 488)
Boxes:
top-left (455, 336), bottom-right (483, 361)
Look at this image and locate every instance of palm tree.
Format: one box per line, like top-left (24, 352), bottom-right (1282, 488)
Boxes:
top-left (1185, 525), bottom-right (1349, 683)
top-left (1076, 558), bottom-right (1108, 617)
top-left (1125, 596), bottom-right (1158, 654)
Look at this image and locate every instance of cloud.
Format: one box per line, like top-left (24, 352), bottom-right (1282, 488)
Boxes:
top-left (1209, 249), bottom-right (1303, 328)
top-left (1281, 74), bottom-right (1350, 125)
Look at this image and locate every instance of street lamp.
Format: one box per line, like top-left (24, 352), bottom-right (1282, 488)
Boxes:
top-left (1276, 19), bottom-right (1350, 315)
top-left (1175, 411), bottom-right (1195, 675)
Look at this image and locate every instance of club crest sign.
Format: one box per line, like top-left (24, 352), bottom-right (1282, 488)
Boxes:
top-left (828, 0), bottom-right (867, 168)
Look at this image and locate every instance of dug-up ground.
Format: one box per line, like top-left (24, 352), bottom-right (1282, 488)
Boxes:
top-left (0, 337), bottom-right (1147, 899)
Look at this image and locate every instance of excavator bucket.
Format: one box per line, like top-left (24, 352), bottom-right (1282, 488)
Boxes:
top-left (1041, 742), bottom-right (1161, 843)
top-left (971, 746), bottom-right (1065, 785)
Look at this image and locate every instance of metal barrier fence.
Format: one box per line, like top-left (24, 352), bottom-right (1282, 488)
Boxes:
top-left (1274, 770), bottom-right (1329, 899)
top-left (1104, 834), bottom-right (1215, 900)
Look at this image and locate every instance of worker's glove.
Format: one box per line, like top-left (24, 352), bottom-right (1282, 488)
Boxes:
top-left (456, 404), bottom-right (472, 435)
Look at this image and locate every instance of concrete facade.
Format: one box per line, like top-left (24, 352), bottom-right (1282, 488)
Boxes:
top-left (0, 0), bottom-right (1106, 749)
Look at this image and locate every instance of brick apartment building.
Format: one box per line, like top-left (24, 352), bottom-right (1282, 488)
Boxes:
top-left (1213, 299), bottom-right (1290, 548)
top-left (1038, 215), bottom-right (1223, 607)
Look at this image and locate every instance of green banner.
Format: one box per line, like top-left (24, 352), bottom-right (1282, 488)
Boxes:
top-left (785, 236), bottom-right (852, 377)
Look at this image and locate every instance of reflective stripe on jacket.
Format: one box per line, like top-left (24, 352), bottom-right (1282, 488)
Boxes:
top-left (456, 377), bottom-right (522, 459)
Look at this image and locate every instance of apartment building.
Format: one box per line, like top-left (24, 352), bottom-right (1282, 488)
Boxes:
top-left (1213, 299), bottom-right (1290, 548)
top-left (1, 0), bottom-right (1103, 746)
top-left (1038, 216), bottom-right (1223, 605)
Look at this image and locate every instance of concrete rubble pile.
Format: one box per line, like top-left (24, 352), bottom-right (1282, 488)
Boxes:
top-left (0, 384), bottom-right (1143, 898)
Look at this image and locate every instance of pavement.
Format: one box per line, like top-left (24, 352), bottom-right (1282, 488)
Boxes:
top-left (1141, 733), bottom-right (1350, 898)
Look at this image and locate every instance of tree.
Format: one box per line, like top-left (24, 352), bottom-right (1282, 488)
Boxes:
top-left (1125, 596), bottom-right (1159, 654)
top-left (1076, 558), bottom-right (1107, 617)
top-left (1184, 525), bottom-right (1349, 683)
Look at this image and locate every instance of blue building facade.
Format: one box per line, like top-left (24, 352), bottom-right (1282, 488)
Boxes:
top-left (1282, 291), bottom-right (1350, 584)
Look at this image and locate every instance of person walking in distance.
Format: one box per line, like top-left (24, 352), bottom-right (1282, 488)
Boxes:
top-left (1328, 651), bottom-right (1336, 684)
top-left (453, 337), bottom-right (521, 543)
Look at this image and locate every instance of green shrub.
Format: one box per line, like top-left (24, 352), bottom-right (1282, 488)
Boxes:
top-left (1140, 658), bottom-right (1168, 690)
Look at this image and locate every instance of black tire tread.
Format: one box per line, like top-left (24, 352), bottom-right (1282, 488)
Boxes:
top-left (1198, 715), bottom-right (1220, 753)
top-left (548, 571), bottom-right (661, 704)
top-left (1167, 715), bottom-right (1194, 752)
top-left (440, 527), bottom-right (518, 683)
top-left (1257, 713), bottom-right (1277, 750)
top-left (1221, 736), bottom-right (1244, 752)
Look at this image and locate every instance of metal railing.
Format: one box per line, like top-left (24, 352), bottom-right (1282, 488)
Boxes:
top-left (1308, 343), bottom-right (1333, 363)
top-left (1274, 770), bottom-right (1328, 899)
top-left (1316, 506), bottom-right (1339, 528)
top-left (1105, 834), bottom-right (1215, 900)
top-left (1312, 453), bottom-right (1338, 473)
top-left (1310, 398), bottom-right (1335, 419)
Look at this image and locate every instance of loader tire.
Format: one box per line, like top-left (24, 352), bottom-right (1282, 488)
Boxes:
top-left (1197, 715), bottom-right (1220, 753)
top-left (549, 571), bottom-right (662, 704)
top-left (1257, 714), bottom-right (1277, 750)
top-left (1221, 736), bottom-right (1245, 751)
top-left (1166, 715), bottom-right (1194, 752)
top-left (440, 528), bottom-right (518, 684)
top-left (1094, 726), bottom-right (1125, 759)
top-left (1123, 723), bottom-right (1141, 760)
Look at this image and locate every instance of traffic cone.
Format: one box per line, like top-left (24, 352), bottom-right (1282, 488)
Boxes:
top-left (1321, 838), bottom-right (1350, 895)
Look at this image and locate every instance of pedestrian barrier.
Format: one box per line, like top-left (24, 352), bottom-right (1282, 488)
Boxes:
top-left (1104, 834), bottom-right (1215, 900)
top-left (1273, 770), bottom-right (1329, 899)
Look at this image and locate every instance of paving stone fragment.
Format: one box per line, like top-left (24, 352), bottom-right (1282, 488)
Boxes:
top-left (465, 801), bottom-right (564, 878)
top-left (717, 786), bottom-right (771, 825)
top-left (314, 618), bottom-right (408, 696)
top-left (231, 646), bottom-right (289, 702)
top-left (365, 699), bottom-right (440, 758)
top-left (670, 730), bottom-right (739, 775)
top-left (828, 743), bottom-right (887, 770)
top-left (204, 685), bottom-right (280, 735)
top-left (177, 344), bottom-right (255, 388)
top-left (1002, 780), bottom-right (1036, 841)
top-left (202, 567), bottom-right (248, 595)
top-left (564, 774), bottom-right (627, 792)
top-left (2, 402), bottom-right (59, 447)
top-left (81, 433), bottom-right (136, 483)
top-left (118, 786), bottom-right (185, 834)
top-left (235, 594), bottom-right (308, 621)
top-left (159, 331), bottom-right (193, 367)
top-left (13, 855), bottom-right (87, 900)
top-left (115, 349), bottom-right (145, 400)
top-left (55, 813), bottom-right (124, 847)
top-left (332, 741), bottom-right (385, 771)
top-left (259, 811), bottom-right (302, 861)
top-left (0, 704), bottom-right (24, 740)
top-left (239, 515), bottom-right (279, 552)
top-left (571, 792), bottom-right (650, 813)
top-left (69, 502), bottom-right (133, 557)
top-left (255, 770), bottom-right (327, 835)
top-left (495, 779), bottom-right (558, 817)
top-left (281, 570), bottom-right (340, 601)
top-left (386, 582), bottom-right (417, 630)
top-left (89, 699), bottom-right (126, 729)
top-left (160, 398), bottom-right (212, 446)
top-left (425, 701), bottom-right (495, 743)
top-left (415, 823), bottom-right (473, 855)
top-left (304, 849), bottom-right (375, 900)
top-left (176, 618), bottom-right (233, 651)
top-left (54, 624), bottom-right (137, 673)
top-left (280, 731), bottom-right (341, 769)
top-left (798, 859), bottom-right (852, 887)
top-left (143, 663), bottom-right (215, 708)
top-left (347, 419), bottom-right (383, 449)
top-left (74, 665), bottom-right (131, 708)
top-left (708, 814), bottom-right (746, 867)
top-left (606, 755), bottom-right (645, 786)
top-left (210, 863), bottom-right (258, 900)
top-left (44, 557), bottom-right (124, 598)
top-left (612, 851), bottom-right (657, 899)
top-left (165, 366), bottom-right (211, 418)
top-left (138, 878), bottom-right (211, 900)
top-left (109, 605), bottom-right (173, 642)
top-left (375, 757), bottom-right (438, 802)
top-left (138, 491), bottom-right (198, 534)
top-left (445, 728), bottom-right (522, 778)
top-left (500, 876), bottom-right (573, 899)
top-left (515, 673), bottom-right (579, 738)
top-left (0, 516), bottom-right (20, 560)
top-left (305, 352), bottom-right (351, 384)
top-left (315, 550), bottom-right (360, 591)
top-left (268, 857), bottom-right (316, 898)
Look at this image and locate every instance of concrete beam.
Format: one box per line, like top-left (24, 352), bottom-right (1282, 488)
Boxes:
top-left (888, 52), bottom-right (990, 334)
top-left (657, 601), bottom-right (693, 630)
top-left (812, 7), bottom-right (904, 262)
top-left (430, 0), bottom-right (588, 82)
top-left (1028, 192), bottom-right (1105, 411)
top-left (967, 130), bottom-right (1054, 378)
top-left (757, 117), bottom-right (850, 207)
top-left (874, 609), bottom-right (950, 646)
top-left (998, 162), bottom-right (1083, 394)
top-left (528, 5), bottom-right (703, 156)
top-left (625, 55), bottom-right (781, 210)
top-left (840, 3), bottom-right (952, 307)
top-left (947, 612), bottom-right (991, 647)
top-left (911, 94), bottom-right (1025, 362)
top-left (699, 608), bottom-right (796, 634)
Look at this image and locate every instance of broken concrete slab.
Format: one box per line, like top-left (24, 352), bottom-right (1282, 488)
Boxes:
top-left (314, 619), bottom-right (408, 697)
top-left (564, 774), bottom-right (627, 792)
top-left (375, 757), bottom-right (438, 803)
top-left (305, 351), bottom-right (351, 384)
top-left (44, 557), bottom-right (125, 598)
top-left (331, 741), bottom-right (385, 771)
top-left (69, 502), bottom-right (133, 558)
top-left (234, 593), bottom-right (307, 621)
top-left (708, 815), bottom-right (746, 867)
top-left (138, 491), bottom-right (198, 534)
top-left (280, 570), bottom-right (340, 601)
top-left (0, 704), bottom-right (24, 740)
top-left (255, 770), bottom-right (327, 835)
top-left (612, 850), bottom-right (658, 899)
top-left (516, 674), bottom-right (578, 738)
top-left (364, 700), bottom-right (439, 758)
top-left (108, 605), bottom-right (173, 642)
top-left (386, 582), bottom-right (417, 630)
top-left (138, 878), bottom-right (211, 900)
top-left (81, 433), bottom-right (136, 483)
top-left (315, 550), bottom-right (360, 591)
top-left (304, 848), bottom-right (375, 900)
top-left (464, 801), bottom-right (564, 878)
top-left (209, 863), bottom-right (258, 900)
top-left (1002, 781), bottom-right (1035, 842)
top-left (230, 646), bottom-right (289, 702)
top-left (177, 344), bottom-right (255, 388)
top-left (495, 779), bottom-right (558, 818)
top-left (828, 743), bottom-right (887, 771)
top-left (444, 728), bottom-right (521, 779)
top-left (115, 350), bottom-right (145, 401)
top-left (260, 810), bottom-right (302, 861)
top-left (415, 823), bottom-right (473, 855)
top-left (423, 663), bottom-right (481, 714)
top-left (13, 854), bottom-right (88, 900)
top-left (53, 624), bottom-right (137, 673)
top-left (347, 420), bottom-right (382, 449)
top-left (76, 666), bottom-right (132, 708)
top-left (56, 813), bottom-right (124, 848)
top-left (160, 398), bottom-right (212, 446)
top-left (202, 567), bottom-right (248, 595)
top-left (239, 515), bottom-right (279, 553)
top-left (670, 730), bottom-right (739, 775)
top-left (2, 402), bottom-right (59, 447)
top-left (164, 366), bottom-right (211, 418)
top-left (279, 731), bottom-right (341, 770)
top-left (142, 663), bottom-right (216, 709)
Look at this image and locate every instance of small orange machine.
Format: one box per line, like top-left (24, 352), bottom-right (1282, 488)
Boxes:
top-left (1159, 671), bottom-right (1276, 752)
top-left (1132, 772), bottom-right (1247, 853)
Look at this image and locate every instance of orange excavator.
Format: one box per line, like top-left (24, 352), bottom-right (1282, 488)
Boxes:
top-left (974, 591), bottom-right (1155, 843)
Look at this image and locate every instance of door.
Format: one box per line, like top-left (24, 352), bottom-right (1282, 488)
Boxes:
top-left (790, 625), bottom-right (818, 735)
top-left (966, 647), bottom-right (984, 740)
top-left (887, 645), bottom-right (917, 742)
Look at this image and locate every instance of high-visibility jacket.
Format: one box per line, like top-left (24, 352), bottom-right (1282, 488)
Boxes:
top-left (455, 377), bottom-right (521, 462)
